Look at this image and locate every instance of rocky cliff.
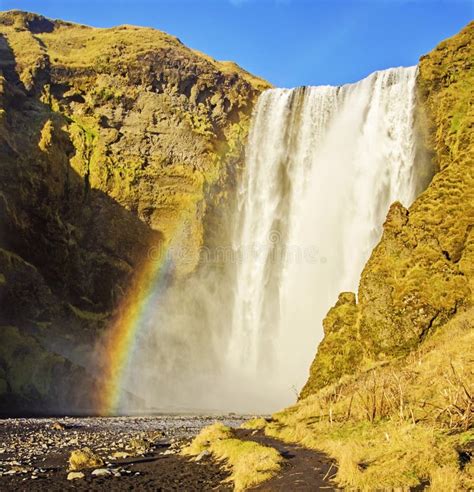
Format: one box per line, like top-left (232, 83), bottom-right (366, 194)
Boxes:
top-left (0, 10), bottom-right (268, 413)
top-left (301, 21), bottom-right (473, 398)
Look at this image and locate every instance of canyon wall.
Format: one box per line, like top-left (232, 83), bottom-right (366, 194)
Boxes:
top-left (0, 10), bottom-right (268, 413)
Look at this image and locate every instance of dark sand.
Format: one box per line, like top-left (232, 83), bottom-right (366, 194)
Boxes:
top-left (237, 429), bottom-right (339, 491)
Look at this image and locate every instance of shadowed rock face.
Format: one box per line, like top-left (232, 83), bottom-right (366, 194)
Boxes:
top-left (301, 21), bottom-right (474, 399)
top-left (0, 10), bottom-right (269, 414)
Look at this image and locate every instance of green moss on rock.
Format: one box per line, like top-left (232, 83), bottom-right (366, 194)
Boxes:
top-left (302, 21), bottom-right (474, 397)
top-left (300, 292), bottom-right (362, 398)
top-left (0, 10), bottom-right (269, 413)
top-left (0, 325), bottom-right (62, 404)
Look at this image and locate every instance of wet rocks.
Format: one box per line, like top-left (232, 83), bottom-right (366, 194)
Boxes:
top-left (0, 414), bottom-right (245, 488)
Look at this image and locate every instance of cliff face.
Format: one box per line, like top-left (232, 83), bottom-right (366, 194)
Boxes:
top-left (301, 22), bottom-right (474, 398)
top-left (0, 10), bottom-right (268, 413)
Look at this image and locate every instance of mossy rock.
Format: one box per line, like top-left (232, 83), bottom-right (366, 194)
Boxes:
top-left (0, 11), bottom-right (270, 412)
top-left (302, 22), bottom-right (474, 397)
top-left (0, 325), bottom-right (62, 402)
top-left (300, 292), bottom-right (362, 398)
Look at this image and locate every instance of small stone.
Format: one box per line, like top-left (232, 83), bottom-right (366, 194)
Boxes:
top-left (127, 437), bottom-right (151, 456)
top-left (10, 465), bottom-right (31, 474)
top-left (91, 468), bottom-right (112, 477)
top-left (67, 471), bottom-right (85, 480)
top-left (111, 451), bottom-right (130, 459)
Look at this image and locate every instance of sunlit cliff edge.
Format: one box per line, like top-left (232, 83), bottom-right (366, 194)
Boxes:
top-left (271, 21), bottom-right (473, 490)
top-left (0, 10), bottom-right (269, 413)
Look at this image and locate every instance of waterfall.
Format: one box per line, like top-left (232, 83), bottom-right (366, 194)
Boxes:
top-left (227, 66), bottom-right (427, 404)
top-left (119, 66), bottom-right (431, 414)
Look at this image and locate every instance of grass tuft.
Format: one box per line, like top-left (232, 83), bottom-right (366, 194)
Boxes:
top-left (241, 417), bottom-right (268, 430)
top-left (181, 422), bottom-right (232, 456)
top-left (182, 422), bottom-right (282, 491)
top-left (212, 438), bottom-right (282, 491)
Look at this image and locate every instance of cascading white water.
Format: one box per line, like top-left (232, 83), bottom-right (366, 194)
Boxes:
top-left (119, 66), bottom-right (431, 414)
top-left (227, 66), bottom-right (426, 405)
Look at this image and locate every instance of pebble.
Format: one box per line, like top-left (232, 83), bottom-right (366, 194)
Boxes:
top-left (67, 471), bottom-right (85, 480)
top-left (0, 415), bottom-right (247, 483)
top-left (91, 468), bottom-right (112, 477)
top-left (111, 451), bottom-right (130, 459)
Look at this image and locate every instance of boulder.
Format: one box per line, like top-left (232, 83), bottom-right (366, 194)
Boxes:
top-left (68, 447), bottom-right (104, 471)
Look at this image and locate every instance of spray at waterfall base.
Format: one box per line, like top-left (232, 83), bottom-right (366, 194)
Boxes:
top-left (97, 66), bottom-right (432, 415)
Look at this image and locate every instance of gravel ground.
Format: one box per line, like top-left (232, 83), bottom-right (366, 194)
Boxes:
top-left (0, 415), bottom-right (247, 491)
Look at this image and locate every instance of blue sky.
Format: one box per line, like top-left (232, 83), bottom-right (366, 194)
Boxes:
top-left (0, 0), bottom-right (472, 87)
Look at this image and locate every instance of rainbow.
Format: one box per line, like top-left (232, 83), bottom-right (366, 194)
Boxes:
top-left (95, 237), bottom-right (174, 416)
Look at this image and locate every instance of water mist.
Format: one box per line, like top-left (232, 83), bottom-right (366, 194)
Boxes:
top-left (119, 66), bottom-right (431, 414)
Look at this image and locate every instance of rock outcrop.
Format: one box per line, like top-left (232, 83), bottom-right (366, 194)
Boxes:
top-left (0, 10), bottom-right (268, 413)
top-left (301, 21), bottom-right (473, 398)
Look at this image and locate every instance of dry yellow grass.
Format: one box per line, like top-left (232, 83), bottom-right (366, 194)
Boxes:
top-left (265, 308), bottom-right (474, 490)
top-left (182, 423), bottom-right (282, 491)
top-left (240, 417), bottom-right (267, 430)
top-left (211, 438), bottom-right (282, 491)
top-left (181, 422), bottom-right (232, 456)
